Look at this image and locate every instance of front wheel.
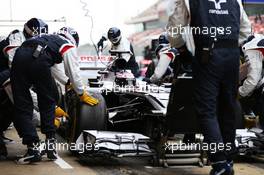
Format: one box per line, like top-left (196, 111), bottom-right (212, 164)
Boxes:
top-left (67, 91), bottom-right (107, 143)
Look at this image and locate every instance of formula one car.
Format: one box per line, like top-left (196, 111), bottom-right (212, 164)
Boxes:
top-left (55, 50), bottom-right (203, 165)
top-left (58, 51), bottom-right (168, 152)
top-left (0, 48), bottom-right (262, 166)
top-left (52, 50), bottom-right (264, 166)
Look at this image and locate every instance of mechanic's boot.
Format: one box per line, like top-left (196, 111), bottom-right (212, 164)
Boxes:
top-left (210, 161), bottom-right (234, 175)
top-left (46, 138), bottom-right (58, 160)
top-left (39, 140), bottom-right (46, 156)
top-left (16, 147), bottom-right (42, 164)
top-left (0, 143), bottom-right (7, 160)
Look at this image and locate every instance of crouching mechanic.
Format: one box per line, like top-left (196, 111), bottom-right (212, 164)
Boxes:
top-left (10, 27), bottom-right (99, 164)
top-left (143, 34), bottom-right (178, 84)
top-left (0, 35), bottom-right (12, 160)
top-left (167, 0), bottom-right (251, 174)
top-left (0, 18), bottom-right (50, 160)
top-left (97, 27), bottom-right (139, 77)
top-left (239, 35), bottom-right (264, 129)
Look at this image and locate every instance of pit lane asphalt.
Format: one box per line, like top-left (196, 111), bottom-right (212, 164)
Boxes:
top-left (1, 128), bottom-right (264, 175)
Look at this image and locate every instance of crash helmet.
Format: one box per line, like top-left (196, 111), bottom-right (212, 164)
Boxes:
top-left (108, 27), bottom-right (121, 45)
top-left (23, 18), bottom-right (48, 39)
top-left (58, 27), bottom-right (79, 47)
top-left (244, 35), bottom-right (255, 45)
top-left (158, 33), bottom-right (169, 45)
top-left (155, 33), bottom-right (170, 57)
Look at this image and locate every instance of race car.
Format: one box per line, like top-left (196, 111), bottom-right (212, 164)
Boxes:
top-left (54, 50), bottom-right (204, 165)
top-left (57, 51), bottom-right (168, 147)
top-left (1, 49), bottom-right (262, 167)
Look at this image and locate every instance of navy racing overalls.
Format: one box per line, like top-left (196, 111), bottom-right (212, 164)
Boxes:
top-left (10, 34), bottom-right (72, 145)
top-left (190, 0), bottom-right (241, 162)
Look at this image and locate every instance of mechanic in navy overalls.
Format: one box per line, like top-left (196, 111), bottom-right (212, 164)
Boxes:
top-left (0, 18), bottom-right (50, 160)
top-left (0, 29), bottom-right (37, 134)
top-left (3, 19), bottom-right (71, 129)
top-left (10, 27), bottom-right (99, 164)
top-left (167, 0), bottom-right (251, 174)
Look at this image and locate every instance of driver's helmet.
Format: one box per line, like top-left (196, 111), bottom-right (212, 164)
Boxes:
top-left (108, 27), bottom-right (121, 45)
top-left (23, 18), bottom-right (48, 39)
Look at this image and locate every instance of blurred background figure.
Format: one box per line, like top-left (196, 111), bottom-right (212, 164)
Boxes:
top-left (97, 27), bottom-right (139, 77)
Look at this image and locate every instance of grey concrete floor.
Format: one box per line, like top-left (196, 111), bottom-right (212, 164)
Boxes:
top-left (0, 128), bottom-right (264, 175)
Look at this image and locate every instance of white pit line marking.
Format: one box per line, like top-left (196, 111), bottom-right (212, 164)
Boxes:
top-left (54, 156), bottom-right (73, 169)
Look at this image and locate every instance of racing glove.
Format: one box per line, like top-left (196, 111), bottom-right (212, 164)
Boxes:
top-left (54, 118), bottom-right (61, 128)
top-left (97, 36), bottom-right (107, 49)
top-left (79, 91), bottom-right (99, 106)
top-left (55, 106), bottom-right (69, 118)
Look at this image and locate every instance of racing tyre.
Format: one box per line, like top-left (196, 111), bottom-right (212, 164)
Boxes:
top-left (68, 91), bottom-right (107, 142)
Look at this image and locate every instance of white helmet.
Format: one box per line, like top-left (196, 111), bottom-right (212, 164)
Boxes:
top-left (57, 27), bottom-right (79, 47)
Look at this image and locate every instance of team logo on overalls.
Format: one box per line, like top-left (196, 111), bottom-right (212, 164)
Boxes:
top-left (209, 0), bottom-right (226, 9)
top-left (208, 0), bottom-right (229, 15)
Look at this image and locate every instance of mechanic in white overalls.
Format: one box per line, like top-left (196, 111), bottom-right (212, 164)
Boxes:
top-left (167, 0), bottom-right (251, 174)
top-left (143, 33), bottom-right (178, 84)
top-left (97, 27), bottom-right (140, 77)
top-left (239, 34), bottom-right (264, 129)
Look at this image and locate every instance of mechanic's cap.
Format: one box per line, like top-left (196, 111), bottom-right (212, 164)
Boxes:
top-left (58, 27), bottom-right (79, 47)
top-left (108, 27), bottom-right (121, 44)
top-left (24, 18), bottom-right (48, 38)
top-left (158, 33), bottom-right (169, 45)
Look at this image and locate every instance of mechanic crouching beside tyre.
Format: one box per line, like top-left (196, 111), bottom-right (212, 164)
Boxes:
top-left (239, 34), bottom-right (264, 129)
top-left (10, 27), bottom-right (99, 164)
top-left (167, 0), bottom-right (251, 174)
top-left (143, 33), bottom-right (178, 84)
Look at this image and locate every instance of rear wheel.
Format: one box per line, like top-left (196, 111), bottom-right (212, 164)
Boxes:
top-left (67, 91), bottom-right (107, 142)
